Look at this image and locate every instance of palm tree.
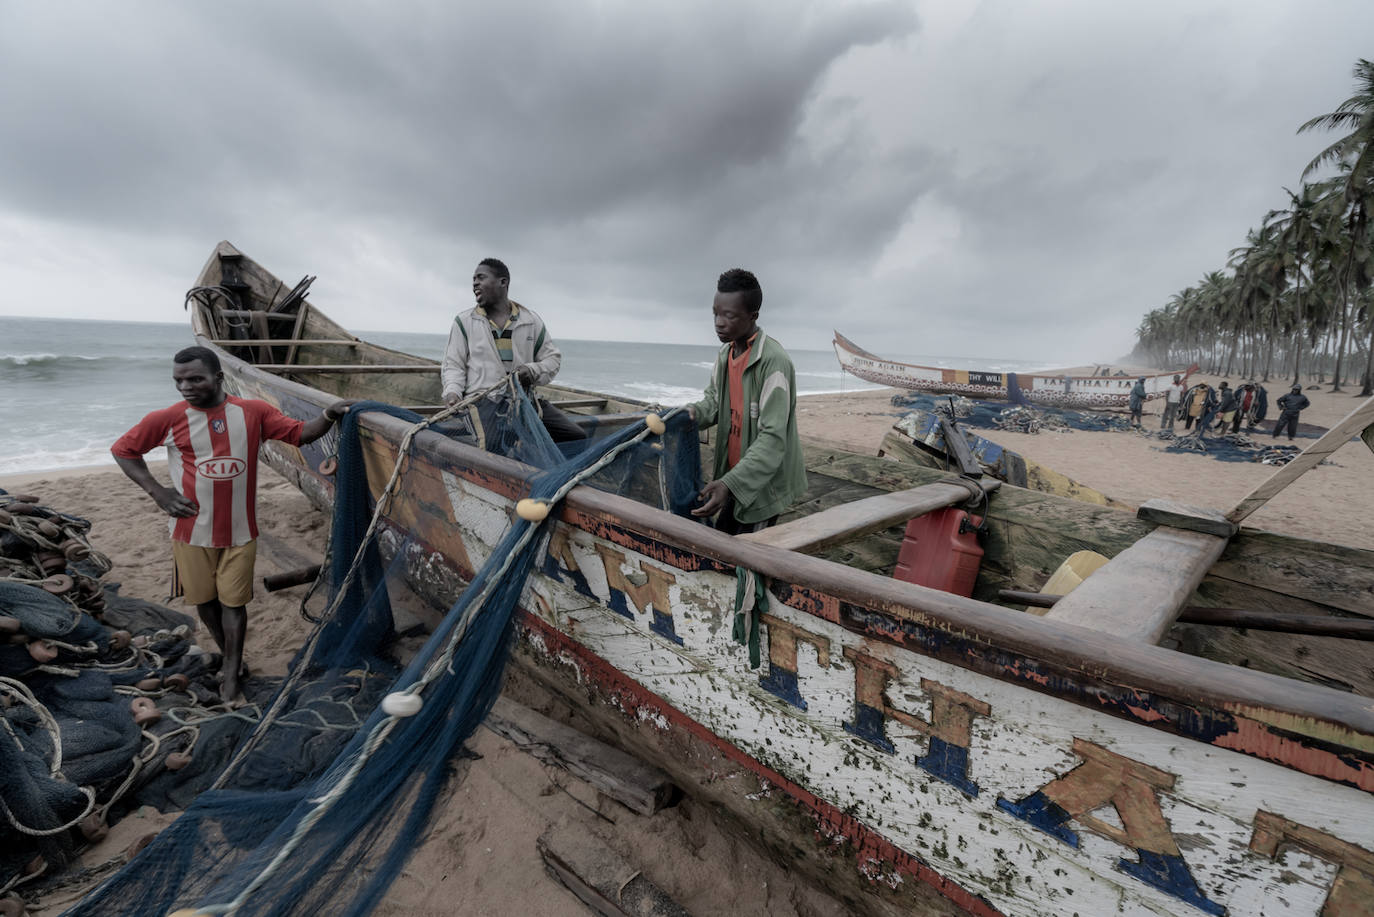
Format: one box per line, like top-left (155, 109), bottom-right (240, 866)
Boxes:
top-left (1263, 186), bottom-right (1328, 384)
top-left (1299, 58), bottom-right (1374, 392)
top-left (1300, 59), bottom-right (1374, 204)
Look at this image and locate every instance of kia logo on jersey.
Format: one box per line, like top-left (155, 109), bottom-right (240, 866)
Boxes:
top-left (197, 457), bottom-right (246, 480)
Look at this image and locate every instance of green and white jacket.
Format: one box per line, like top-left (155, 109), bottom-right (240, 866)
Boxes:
top-left (440, 302), bottom-right (562, 401)
top-left (690, 331), bottom-right (807, 524)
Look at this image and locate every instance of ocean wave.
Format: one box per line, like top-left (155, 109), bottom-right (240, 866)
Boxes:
top-left (0, 352), bottom-right (152, 369)
top-left (614, 382), bottom-right (705, 404)
top-left (0, 445), bottom-right (119, 476)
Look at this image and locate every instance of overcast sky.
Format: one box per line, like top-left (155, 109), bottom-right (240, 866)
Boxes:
top-left (1, 1), bottom-right (1370, 364)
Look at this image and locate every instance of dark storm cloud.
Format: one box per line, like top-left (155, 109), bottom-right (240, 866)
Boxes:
top-left (4, 1), bottom-right (1374, 363)
top-left (0, 2), bottom-right (922, 242)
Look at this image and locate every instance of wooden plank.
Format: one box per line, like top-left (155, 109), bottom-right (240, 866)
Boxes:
top-left (1227, 395), bottom-right (1374, 523)
top-left (284, 302), bottom-right (310, 367)
top-left (537, 824), bottom-right (692, 917)
top-left (739, 478), bottom-right (999, 553)
top-left (254, 363), bottom-right (436, 373)
top-left (208, 338), bottom-right (360, 346)
top-left (1042, 524), bottom-right (1229, 643)
top-left (217, 309), bottom-right (298, 321)
top-left (547, 398), bottom-right (609, 409)
top-left (1136, 498), bottom-right (1237, 538)
top-left (485, 696), bottom-right (675, 816)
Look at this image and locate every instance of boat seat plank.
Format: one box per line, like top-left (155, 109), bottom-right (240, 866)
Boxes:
top-left (1042, 525), bottom-right (1229, 643)
top-left (255, 364), bottom-right (437, 373)
top-left (739, 478), bottom-right (999, 554)
top-left (208, 339), bottom-right (360, 346)
top-left (218, 309), bottom-right (298, 321)
top-left (1136, 498), bottom-right (1237, 538)
top-left (546, 398), bottom-right (608, 409)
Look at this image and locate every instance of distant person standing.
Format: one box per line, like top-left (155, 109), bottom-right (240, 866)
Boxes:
top-left (1128, 377), bottom-right (1146, 428)
top-left (1161, 374), bottom-right (1184, 431)
top-left (1271, 385), bottom-right (1311, 441)
top-left (687, 268), bottom-right (807, 534)
top-left (1182, 382), bottom-right (1214, 431)
top-left (441, 258), bottom-right (586, 443)
top-left (1212, 381), bottom-right (1238, 432)
top-left (1233, 383), bottom-right (1257, 433)
top-left (1249, 382), bottom-right (1269, 430)
top-left (112, 346), bottom-right (353, 702)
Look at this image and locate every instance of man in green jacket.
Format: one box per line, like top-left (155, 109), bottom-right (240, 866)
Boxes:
top-left (687, 269), bottom-right (807, 534)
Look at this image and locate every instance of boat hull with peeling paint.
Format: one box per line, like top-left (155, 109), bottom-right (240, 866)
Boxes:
top-left (189, 242), bottom-right (1374, 917)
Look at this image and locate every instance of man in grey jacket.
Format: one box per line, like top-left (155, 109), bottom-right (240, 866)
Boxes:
top-left (441, 258), bottom-right (585, 443)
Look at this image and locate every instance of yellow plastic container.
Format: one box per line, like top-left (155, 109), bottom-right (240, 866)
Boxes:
top-left (1029, 550), bottom-right (1110, 615)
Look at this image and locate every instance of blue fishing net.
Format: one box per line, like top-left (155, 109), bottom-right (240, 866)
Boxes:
top-left (890, 392), bottom-right (1319, 464)
top-left (66, 385), bottom-right (701, 917)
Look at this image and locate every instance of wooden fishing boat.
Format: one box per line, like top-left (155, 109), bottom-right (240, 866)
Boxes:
top-left (878, 408), bottom-right (1127, 507)
top-left (834, 330), bottom-right (1190, 409)
top-left (188, 242), bottom-right (1374, 917)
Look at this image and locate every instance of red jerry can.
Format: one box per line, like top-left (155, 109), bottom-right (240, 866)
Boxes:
top-left (893, 507), bottom-right (984, 597)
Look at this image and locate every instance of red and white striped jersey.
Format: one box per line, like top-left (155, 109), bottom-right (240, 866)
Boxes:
top-left (112, 396), bottom-right (305, 547)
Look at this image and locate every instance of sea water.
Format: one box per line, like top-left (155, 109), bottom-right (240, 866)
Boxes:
top-left (0, 316), bottom-right (1039, 475)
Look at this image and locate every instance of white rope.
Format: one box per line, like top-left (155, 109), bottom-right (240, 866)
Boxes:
top-left (0, 676), bottom-right (64, 775)
top-left (205, 408), bottom-right (681, 915)
top-left (0, 785), bottom-right (96, 837)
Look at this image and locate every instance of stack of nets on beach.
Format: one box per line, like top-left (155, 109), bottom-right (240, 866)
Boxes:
top-left (1163, 433), bottom-right (1314, 465)
top-left (67, 385), bottom-right (702, 917)
top-left (889, 393), bottom-right (1326, 466)
top-left (1, 493), bottom-right (244, 909)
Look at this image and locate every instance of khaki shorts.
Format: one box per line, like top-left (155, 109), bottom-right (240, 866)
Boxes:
top-left (172, 541), bottom-right (257, 606)
top-left (1219, 410), bottom-right (1236, 424)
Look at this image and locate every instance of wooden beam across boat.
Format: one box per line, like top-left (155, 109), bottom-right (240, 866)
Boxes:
top-left (739, 477), bottom-right (999, 553)
top-left (217, 309), bottom-right (298, 321)
top-left (208, 339), bottom-right (360, 346)
top-left (254, 363), bottom-right (437, 373)
top-left (1042, 499), bottom-right (1233, 644)
top-left (546, 398), bottom-right (609, 409)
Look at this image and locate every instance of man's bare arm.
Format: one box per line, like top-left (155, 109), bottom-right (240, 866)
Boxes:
top-left (299, 399), bottom-right (357, 444)
top-left (114, 455), bottom-right (198, 518)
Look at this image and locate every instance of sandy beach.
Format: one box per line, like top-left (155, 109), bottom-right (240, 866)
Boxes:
top-left (6, 380), bottom-right (1371, 915)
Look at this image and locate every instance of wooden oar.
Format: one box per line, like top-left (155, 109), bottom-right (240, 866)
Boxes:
top-left (1043, 396), bottom-right (1374, 644)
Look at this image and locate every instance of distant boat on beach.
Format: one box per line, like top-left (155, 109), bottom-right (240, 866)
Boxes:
top-left (834, 330), bottom-right (1191, 409)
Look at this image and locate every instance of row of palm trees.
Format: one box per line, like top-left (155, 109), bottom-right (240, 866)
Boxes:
top-left (1134, 59), bottom-right (1374, 395)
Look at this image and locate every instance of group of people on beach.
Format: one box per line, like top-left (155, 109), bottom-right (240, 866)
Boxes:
top-left (1134, 374), bottom-right (1310, 440)
top-left (111, 260), bottom-right (806, 701)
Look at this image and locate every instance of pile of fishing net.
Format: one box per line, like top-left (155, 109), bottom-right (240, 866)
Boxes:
top-left (1, 493), bottom-right (248, 909)
top-left (65, 383), bottom-right (702, 917)
top-left (1163, 432), bottom-right (1314, 464)
top-left (930, 395), bottom-right (974, 419)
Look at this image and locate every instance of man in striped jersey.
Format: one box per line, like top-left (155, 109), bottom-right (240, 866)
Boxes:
top-left (112, 346), bottom-right (352, 702)
top-left (440, 257), bottom-right (586, 443)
